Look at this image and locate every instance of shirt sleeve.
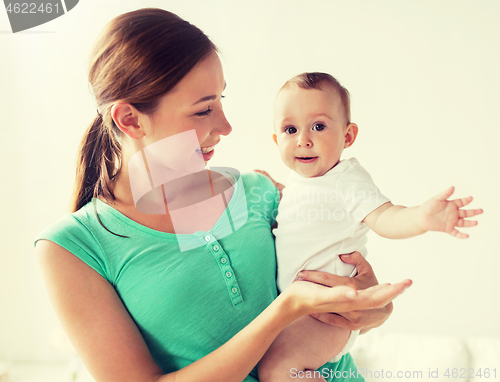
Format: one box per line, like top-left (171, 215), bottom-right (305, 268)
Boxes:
top-left (336, 159), bottom-right (391, 222)
top-left (34, 213), bottom-right (112, 283)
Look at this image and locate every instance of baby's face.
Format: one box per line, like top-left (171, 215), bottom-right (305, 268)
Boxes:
top-left (273, 86), bottom-right (352, 178)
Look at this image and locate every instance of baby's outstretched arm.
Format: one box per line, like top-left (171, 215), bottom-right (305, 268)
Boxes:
top-left (364, 187), bottom-right (483, 239)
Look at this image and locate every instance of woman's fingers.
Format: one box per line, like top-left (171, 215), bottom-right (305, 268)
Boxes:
top-left (298, 252), bottom-right (379, 290)
top-left (317, 284), bottom-right (359, 302)
top-left (363, 282), bottom-right (392, 292)
top-left (296, 270), bottom-right (349, 287)
top-left (304, 278), bottom-right (409, 331)
top-left (339, 252), bottom-right (374, 278)
top-left (341, 279), bottom-right (412, 312)
top-left (306, 279), bottom-right (412, 314)
top-left (310, 312), bottom-right (352, 329)
top-left (311, 303), bottom-right (393, 331)
top-left (358, 280), bottom-right (411, 299)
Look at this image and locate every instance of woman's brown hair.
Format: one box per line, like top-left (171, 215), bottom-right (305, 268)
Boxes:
top-left (70, 8), bottom-right (216, 236)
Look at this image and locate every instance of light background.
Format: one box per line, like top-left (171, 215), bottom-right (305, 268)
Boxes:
top-left (0, 0), bottom-right (499, 364)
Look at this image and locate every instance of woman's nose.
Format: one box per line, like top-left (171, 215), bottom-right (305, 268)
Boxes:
top-left (213, 110), bottom-right (232, 136)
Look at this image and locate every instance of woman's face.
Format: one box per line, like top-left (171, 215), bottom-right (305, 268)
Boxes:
top-left (143, 51), bottom-right (232, 164)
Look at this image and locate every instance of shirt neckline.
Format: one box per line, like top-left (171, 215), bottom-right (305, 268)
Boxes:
top-left (92, 172), bottom-right (240, 239)
top-left (288, 158), bottom-right (354, 181)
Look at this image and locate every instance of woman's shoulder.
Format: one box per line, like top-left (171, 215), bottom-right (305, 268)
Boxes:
top-left (33, 201), bottom-right (114, 282)
top-left (34, 202), bottom-right (108, 252)
top-left (241, 170), bottom-right (276, 191)
top-left (34, 198), bottom-right (135, 249)
top-left (34, 204), bottom-right (93, 242)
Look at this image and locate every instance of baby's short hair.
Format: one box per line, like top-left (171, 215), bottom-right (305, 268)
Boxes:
top-left (283, 72), bottom-right (351, 123)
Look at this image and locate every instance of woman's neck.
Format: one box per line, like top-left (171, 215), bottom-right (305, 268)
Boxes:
top-left (104, 160), bottom-right (235, 234)
top-left (108, 167), bottom-right (135, 207)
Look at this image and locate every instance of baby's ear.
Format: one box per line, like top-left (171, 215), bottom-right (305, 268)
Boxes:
top-left (344, 123), bottom-right (358, 148)
top-left (272, 133), bottom-right (278, 145)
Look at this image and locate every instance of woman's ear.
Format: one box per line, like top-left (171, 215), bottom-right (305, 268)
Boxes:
top-left (273, 133), bottom-right (278, 145)
top-left (344, 123), bottom-right (358, 148)
top-left (111, 102), bottom-right (146, 139)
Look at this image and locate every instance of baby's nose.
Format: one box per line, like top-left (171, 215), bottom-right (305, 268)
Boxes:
top-left (297, 135), bottom-right (312, 147)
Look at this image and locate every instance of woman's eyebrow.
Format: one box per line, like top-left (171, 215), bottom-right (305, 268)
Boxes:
top-left (191, 82), bottom-right (227, 106)
top-left (192, 95), bottom-right (216, 105)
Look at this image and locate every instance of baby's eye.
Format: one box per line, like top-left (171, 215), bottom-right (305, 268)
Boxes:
top-left (312, 123), bottom-right (326, 131)
top-left (195, 107), bottom-right (212, 117)
top-left (284, 126), bottom-right (297, 134)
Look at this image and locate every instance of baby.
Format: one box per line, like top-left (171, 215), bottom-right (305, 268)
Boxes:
top-left (257, 72), bottom-right (483, 381)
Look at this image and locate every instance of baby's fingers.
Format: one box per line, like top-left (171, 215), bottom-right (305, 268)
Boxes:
top-left (458, 208), bottom-right (483, 218)
top-left (457, 219), bottom-right (478, 228)
top-left (253, 169), bottom-right (268, 176)
top-left (434, 186), bottom-right (455, 201)
top-left (449, 228), bottom-right (469, 239)
top-left (453, 196), bottom-right (473, 208)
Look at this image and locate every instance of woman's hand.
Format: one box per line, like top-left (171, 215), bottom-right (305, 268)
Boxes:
top-left (294, 252), bottom-right (411, 333)
top-left (283, 276), bottom-right (410, 321)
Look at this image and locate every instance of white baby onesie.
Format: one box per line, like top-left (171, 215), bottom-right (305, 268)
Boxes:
top-left (273, 157), bottom-right (390, 362)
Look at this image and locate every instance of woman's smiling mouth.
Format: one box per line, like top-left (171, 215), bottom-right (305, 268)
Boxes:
top-left (196, 145), bottom-right (216, 161)
top-left (196, 146), bottom-right (215, 154)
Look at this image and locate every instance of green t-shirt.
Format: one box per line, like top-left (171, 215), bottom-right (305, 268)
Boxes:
top-left (34, 171), bottom-right (364, 381)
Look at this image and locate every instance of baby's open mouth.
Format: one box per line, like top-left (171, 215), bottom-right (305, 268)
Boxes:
top-left (296, 156), bottom-right (318, 163)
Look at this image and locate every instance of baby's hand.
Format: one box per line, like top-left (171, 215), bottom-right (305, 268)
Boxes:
top-left (418, 186), bottom-right (483, 239)
top-left (253, 170), bottom-right (285, 197)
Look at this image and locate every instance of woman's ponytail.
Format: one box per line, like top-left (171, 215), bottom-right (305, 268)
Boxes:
top-left (70, 111), bottom-right (122, 211)
top-left (69, 112), bottom-right (127, 237)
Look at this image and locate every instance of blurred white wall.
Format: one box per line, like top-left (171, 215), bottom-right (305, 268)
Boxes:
top-left (0, 0), bottom-right (499, 363)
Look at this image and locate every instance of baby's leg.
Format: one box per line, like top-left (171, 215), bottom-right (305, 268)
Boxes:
top-left (258, 314), bottom-right (350, 382)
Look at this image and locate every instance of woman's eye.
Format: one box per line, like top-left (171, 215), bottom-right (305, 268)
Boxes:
top-left (284, 126), bottom-right (297, 134)
top-left (195, 107), bottom-right (212, 117)
top-left (312, 123), bottom-right (326, 131)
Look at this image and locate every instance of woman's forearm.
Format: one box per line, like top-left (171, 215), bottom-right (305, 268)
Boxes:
top-left (157, 293), bottom-right (298, 382)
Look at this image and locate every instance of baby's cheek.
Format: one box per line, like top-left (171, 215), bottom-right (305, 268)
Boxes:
top-left (282, 150), bottom-right (294, 164)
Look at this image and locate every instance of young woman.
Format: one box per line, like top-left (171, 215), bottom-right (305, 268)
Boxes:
top-left (34, 8), bottom-right (411, 382)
